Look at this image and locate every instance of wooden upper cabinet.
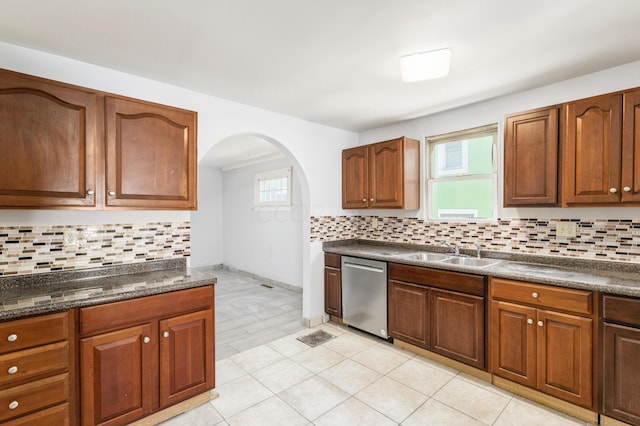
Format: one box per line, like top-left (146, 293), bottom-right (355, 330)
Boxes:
top-left (562, 93), bottom-right (623, 206)
top-left (0, 69), bottom-right (97, 208)
top-left (342, 136), bottom-right (419, 209)
top-left (105, 96), bottom-right (197, 210)
top-left (621, 88), bottom-right (640, 203)
top-left (342, 146), bottom-right (368, 209)
top-left (504, 106), bottom-right (559, 206)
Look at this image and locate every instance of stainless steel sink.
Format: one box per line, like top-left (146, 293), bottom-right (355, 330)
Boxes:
top-left (439, 257), bottom-right (502, 268)
top-left (394, 252), bottom-right (451, 262)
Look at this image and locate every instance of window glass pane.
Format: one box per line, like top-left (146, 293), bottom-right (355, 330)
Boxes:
top-left (430, 177), bottom-right (494, 219)
top-left (432, 135), bottom-right (493, 178)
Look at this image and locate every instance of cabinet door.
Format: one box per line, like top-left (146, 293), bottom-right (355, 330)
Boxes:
top-left (324, 266), bottom-right (342, 317)
top-left (80, 323), bottom-right (155, 426)
top-left (622, 88), bottom-right (640, 204)
top-left (369, 139), bottom-right (404, 208)
top-left (388, 280), bottom-right (429, 349)
top-left (0, 70), bottom-right (97, 208)
top-left (562, 93), bottom-right (623, 205)
top-left (490, 300), bottom-right (536, 388)
top-left (342, 146), bottom-right (369, 208)
top-left (104, 96), bottom-right (197, 209)
top-left (431, 289), bottom-right (485, 369)
top-left (159, 309), bottom-right (214, 409)
top-left (504, 107), bottom-right (559, 206)
top-left (602, 322), bottom-right (640, 425)
top-left (537, 310), bottom-right (593, 408)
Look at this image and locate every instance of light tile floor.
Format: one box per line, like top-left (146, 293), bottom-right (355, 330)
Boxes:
top-left (160, 270), bottom-right (595, 425)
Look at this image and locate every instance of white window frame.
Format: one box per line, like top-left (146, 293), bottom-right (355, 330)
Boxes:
top-left (254, 167), bottom-right (292, 209)
top-left (426, 124), bottom-right (498, 221)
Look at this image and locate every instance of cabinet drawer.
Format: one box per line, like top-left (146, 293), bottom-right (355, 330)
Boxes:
top-left (80, 285), bottom-right (214, 336)
top-left (602, 294), bottom-right (640, 325)
top-left (3, 402), bottom-right (69, 426)
top-left (0, 372), bottom-right (69, 422)
top-left (0, 341), bottom-right (69, 387)
top-left (490, 278), bottom-right (593, 315)
top-left (0, 312), bottom-right (70, 355)
top-left (389, 263), bottom-right (485, 296)
top-left (325, 253), bottom-right (341, 268)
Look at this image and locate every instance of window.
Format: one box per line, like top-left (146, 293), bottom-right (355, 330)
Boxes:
top-left (427, 124), bottom-right (497, 220)
top-left (254, 167), bottom-right (292, 208)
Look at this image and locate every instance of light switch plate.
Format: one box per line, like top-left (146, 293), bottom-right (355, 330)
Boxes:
top-left (556, 222), bottom-right (577, 238)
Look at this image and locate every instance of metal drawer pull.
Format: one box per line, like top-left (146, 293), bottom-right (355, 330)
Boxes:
top-left (537, 321), bottom-right (544, 327)
top-left (623, 186), bottom-right (632, 192)
top-left (610, 187), bottom-right (618, 193)
top-left (7, 366), bottom-right (18, 375)
top-left (8, 401), bottom-right (18, 410)
top-left (527, 319), bottom-right (533, 325)
top-left (362, 198), bottom-right (366, 202)
top-left (86, 189), bottom-right (94, 195)
top-left (7, 334), bottom-right (17, 342)
top-left (108, 190), bottom-right (116, 196)
top-left (163, 331), bottom-right (170, 338)
top-left (532, 292), bottom-right (539, 299)
top-left (143, 336), bottom-right (150, 344)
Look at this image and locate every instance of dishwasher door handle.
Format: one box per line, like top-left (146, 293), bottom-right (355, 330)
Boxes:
top-left (343, 262), bottom-right (386, 274)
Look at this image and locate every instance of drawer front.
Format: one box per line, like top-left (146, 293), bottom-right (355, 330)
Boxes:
top-left (0, 341), bottom-right (69, 387)
top-left (0, 311), bottom-right (70, 355)
top-left (325, 253), bottom-right (341, 269)
top-left (0, 372), bottom-right (69, 422)
top-left (490, 278), bottom-right (593, 315)
top-left (389, 263), bottom-right (485, 296)
top-left (3, 402), bottom-right (69, 426)
top-left (602, 294), bottom-right (640, 326)
top-left (80, 285), bottom-right (214, 336)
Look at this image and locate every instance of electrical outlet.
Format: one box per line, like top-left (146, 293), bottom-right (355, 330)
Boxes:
top-left (63, 229), bottom-right (77, 247)
top-left (556, 222), bottom-right (578, 238)
top-left (371, 217), bottom-right (379, 228)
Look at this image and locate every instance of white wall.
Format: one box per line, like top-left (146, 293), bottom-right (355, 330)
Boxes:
top-left (0, 41), bottom-right (358, 323)
top-left (221, 157), bottom-right (303, 287)
top-left (359, 60), bottom-right (640, 221)
top-left (190, 167), bottom-right (224, 268)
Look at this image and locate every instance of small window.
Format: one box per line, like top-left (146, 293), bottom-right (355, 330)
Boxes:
top-left (426, 124), bottom-right (497, 220)
top-left (255, 167), bottom-right (292, 208)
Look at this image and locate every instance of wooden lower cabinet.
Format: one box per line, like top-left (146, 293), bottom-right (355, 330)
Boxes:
top-left (602, 294), bottom-right (640, 425)
top-left (388, 263), bottom-right (486, 369)
top-left (489, 278), bottom-right (596, 409)
top-left (388, 280), bottom-right (429, 348)
top-left (80, 324), bottom-right (155, 426)
top-left (79, 286), bottom-right (215, 426)
top-left (324, 253), bottom-right (342, 318)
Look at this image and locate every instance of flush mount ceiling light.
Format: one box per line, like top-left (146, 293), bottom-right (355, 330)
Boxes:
top-left (400, 48), bottom-right (451, 82)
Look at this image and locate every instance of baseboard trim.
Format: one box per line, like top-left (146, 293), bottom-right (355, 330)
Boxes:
top-left (600, 414), bottom-right (634, 426)
top-left (129, 390), bottom-right (218, 426)
top-left (220, 265), bottom-right (302, 293)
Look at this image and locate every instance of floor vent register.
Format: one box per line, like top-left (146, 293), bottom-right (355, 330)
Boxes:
top-left (297, 330), bottom-right (335, 347)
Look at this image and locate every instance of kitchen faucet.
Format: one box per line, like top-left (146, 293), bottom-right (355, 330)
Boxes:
top-left (442, 241), bottom-right (460, 256)
top-left (472, 242), bottom-right (482, 258)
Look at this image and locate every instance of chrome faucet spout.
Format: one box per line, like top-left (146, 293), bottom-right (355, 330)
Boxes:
top-left (472, 243), bottom-right (482, 258)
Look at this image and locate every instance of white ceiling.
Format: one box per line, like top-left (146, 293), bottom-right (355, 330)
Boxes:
top-left (2, 0), bottom-right (640, 167)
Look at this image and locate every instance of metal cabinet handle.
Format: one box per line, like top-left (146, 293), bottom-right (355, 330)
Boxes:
top-left (532, 292), bottom-right (539, 299)
top-left (143, 336), bottom-right (150, 344)
top-left (610, 187), bottom-right (618, 194)
top-left (7, 366), bottom-right (18, 375)
top-left (163, 331), bottom-right (170, 338)
top-left (527, 319), bottom-right (533, 325)
top-left (86, 189), bottom-right (94, 196)
top-left (7, 334), bottom-right (17, 342)
top-left (362, 198), bottom-right (366, 202)
top-left (370, 198), bottom-right (374, 202)
top-left (537, 320), bottom-right (544, 327)
top-left (8, 401), bottom-right (18, 410)
top-left (108, 190), bottom-right (116, 196)
top-left (623, 186), bottom-right (632, 192)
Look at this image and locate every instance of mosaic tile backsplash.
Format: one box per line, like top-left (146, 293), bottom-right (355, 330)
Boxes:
top-left (310, 216), bottom-right (640, 263)
top-left (0, 222), bottom-right (190, 276)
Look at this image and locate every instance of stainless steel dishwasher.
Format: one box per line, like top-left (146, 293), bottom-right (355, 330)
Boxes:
top-left (341, 256), bottom-right (389, 340)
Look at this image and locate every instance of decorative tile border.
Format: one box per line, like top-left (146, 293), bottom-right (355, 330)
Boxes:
top-left (0, 222), bottom-right (191, 276)
top-left (310, 216), bottom-right (640, 263)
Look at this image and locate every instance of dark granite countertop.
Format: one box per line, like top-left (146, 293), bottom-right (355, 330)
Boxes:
top-left (324, 240), bottom-right (640, 298)
top-left (0, 259), bottom-right (218, 320)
